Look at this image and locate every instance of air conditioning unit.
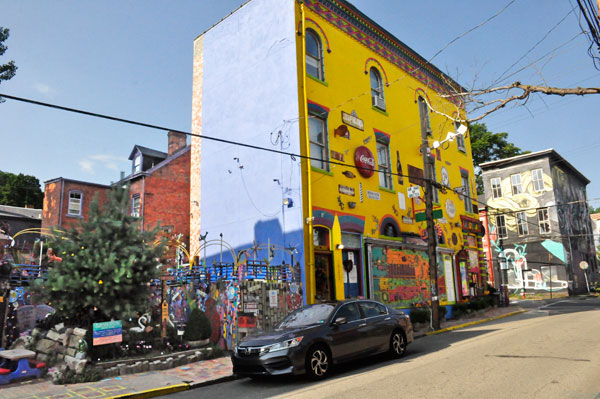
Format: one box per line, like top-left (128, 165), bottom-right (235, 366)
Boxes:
top-left (372, 95), bottom-right (386, 111)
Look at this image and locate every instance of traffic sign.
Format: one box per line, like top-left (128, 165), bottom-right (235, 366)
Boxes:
top-left (407, 185), bottom-right (420, 199)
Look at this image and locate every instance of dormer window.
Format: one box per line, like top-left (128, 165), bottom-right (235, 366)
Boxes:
top-left (133, 154), bottom-right (142, 174)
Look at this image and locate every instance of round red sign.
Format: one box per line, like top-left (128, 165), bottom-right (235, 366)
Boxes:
top-left (354, 146), bottom-right (375, 178)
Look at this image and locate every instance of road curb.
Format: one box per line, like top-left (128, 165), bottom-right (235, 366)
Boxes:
top-left (109, 374), bottom-right (238, 399)
top-left (418, 309), bottom-right (528, 338)
top-left (111, 383), bottom-right (190, 399)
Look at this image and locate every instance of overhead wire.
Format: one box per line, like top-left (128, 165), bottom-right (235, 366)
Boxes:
top-left (492, 6), bottom-right (577, 86)
top-left (2, 93), bottom-right (598, 251)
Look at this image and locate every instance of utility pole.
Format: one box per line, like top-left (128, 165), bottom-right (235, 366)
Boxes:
top-left (421, 128), bottom-right (440, 330)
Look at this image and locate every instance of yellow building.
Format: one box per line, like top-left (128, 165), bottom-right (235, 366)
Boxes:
top-left (191, 0), bottom-right (484, 309)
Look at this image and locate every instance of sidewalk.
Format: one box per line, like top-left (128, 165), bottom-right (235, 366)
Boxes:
top-left (0, 306), bottom-right (525, 399)
top-left (0, 357), bottom-right (234, 399)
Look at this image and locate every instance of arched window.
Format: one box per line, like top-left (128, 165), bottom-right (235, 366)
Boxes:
top-left (370, 67), bottom-right (385, 110)
top-left (306, 29), bottom-right (324, 80)
top-left (382, 222), bottom-right (398, 237)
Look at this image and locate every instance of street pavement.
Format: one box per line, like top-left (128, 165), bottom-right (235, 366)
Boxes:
top-left (1, 296), bottom-right (597, 399)
top-left (169, 295), bottom-right (600, 399)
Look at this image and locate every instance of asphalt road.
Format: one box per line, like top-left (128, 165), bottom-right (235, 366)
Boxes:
top-left (168, 297), bottom-right (600, 399)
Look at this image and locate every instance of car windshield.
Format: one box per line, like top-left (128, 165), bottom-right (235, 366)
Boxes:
top-left (276, 304), bottom-right (336, 329)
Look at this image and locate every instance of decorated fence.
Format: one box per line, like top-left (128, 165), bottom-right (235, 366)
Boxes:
top-left (3, 261), bottom-right (303, 350)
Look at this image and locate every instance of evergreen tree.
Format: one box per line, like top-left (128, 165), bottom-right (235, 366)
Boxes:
top-left (35, 185), bottom-right (165, 325)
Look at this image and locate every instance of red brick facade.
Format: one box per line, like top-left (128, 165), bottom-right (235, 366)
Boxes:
top-left (42, 179), bottom-right (110, 231)
top-left (128, 147), bottom-right (191, 247)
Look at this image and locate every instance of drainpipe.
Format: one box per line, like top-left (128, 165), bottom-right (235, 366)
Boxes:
top-left (58, 179), bottom-right (65, 227)
top-left (298, 1), bottom-right (314, 304)
top-left (141, 175), bottom-right (146, 232)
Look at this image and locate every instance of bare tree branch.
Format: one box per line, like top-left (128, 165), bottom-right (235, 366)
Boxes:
top-left (438, 81), bottom-right (600, 123)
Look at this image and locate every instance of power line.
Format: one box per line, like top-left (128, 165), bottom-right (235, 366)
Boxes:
top-left (429, 0), bottom-right (517, 62)
top-left (493, 6), bottom-right (577, 86)
top-left (3, 92), bottom-right (597, 244)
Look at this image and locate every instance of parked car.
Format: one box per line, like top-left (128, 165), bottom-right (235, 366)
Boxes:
top-left (231, 299), bottom-right (413, 379)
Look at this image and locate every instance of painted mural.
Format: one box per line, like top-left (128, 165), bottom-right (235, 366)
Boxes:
top-left (370, 246), bottom-right (448, 308)
top-left (485, 167), bottom-right (572, 293)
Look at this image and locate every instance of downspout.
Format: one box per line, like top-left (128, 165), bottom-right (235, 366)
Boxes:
top-left (58, 180), bottom-right (65, 227)
top-left (298, 0), bottom-right (315, 304)
top-left (141, 175), bottom-right (146, 232)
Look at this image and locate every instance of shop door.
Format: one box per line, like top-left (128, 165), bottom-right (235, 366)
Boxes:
top-left (315, 252), bottom-right (335, 302)
top-left (342, 249), bottom-right (361, 299)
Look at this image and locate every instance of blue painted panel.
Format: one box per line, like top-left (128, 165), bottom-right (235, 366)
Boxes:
top-left (199, 0), bottom-right (305, 302)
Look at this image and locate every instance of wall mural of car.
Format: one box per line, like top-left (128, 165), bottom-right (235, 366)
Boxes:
top-left (232, 299), bottom-right (414, 379)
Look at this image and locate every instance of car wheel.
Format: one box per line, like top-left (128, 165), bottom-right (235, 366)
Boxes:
top-left (306, 345), bottom-right (330, 380)
top-left (389, 329), bottom-right (407, 358)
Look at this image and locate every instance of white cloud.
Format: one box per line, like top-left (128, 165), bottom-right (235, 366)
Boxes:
top-left (79, 154), bottom-right (124, 174)
top-left (79, 160), bottom-right (95, 174)
top-left (33, 83), bottom-right (55, 97)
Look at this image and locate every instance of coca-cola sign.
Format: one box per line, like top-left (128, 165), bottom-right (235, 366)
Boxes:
top-left (354, 146), bottom-right (375, 178)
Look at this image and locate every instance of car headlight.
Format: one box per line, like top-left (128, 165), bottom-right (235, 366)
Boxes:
top-left (268, 336), bottom-right (303, 353)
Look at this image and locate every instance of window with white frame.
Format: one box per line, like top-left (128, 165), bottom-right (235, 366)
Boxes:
top-left (455, 120), bottom-right (465, 151)
top-left (305, 29), bottom-right (324, 81)
top-left (67, 191), bottom-right (82, 216)
top-left (308, 115), bottom-right (328, 171)
top-left (511, 173), bottom-right (522, 195)
top-left (516, 211), bottom-right (529, 235)
top-left (490, 177), bottom-right (502, 199)
top-left (133, 154), bottom-right (142, 174)
top-left (538, 208), bottom-right (550, 234)
top-left (532, 168), bottom-right (544, 192)
top-left (376, 140), bottom-right (392, 190)
top-left (418, 97), bottom-right (431, 136)
top-left (131, 195), bottom-right (141, 218)
top-left (370, 68), bottom-right (386, 111)
top-left (496, 215), bottom-right (507, 239)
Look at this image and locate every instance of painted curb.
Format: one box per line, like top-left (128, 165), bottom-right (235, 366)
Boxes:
top-left (110, 383), bottom-right (190, 399)
top-left (422, 310), bottom-right (527, 336)
top-left (108, 374), bottom-right (238, 399)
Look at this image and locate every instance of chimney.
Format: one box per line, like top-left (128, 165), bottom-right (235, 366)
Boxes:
top-left (168, 131), bottom-right (187, 156)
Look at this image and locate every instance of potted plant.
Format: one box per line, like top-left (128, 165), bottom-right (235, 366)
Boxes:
top-left (183, 308), bottom-right (212, 348)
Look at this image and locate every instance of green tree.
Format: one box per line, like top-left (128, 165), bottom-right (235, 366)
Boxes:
top-left (0, 171), bottom-right (44, 208)
top-left (0, 27), bottom-right (17, 101)
top-left (589, 205), bottom-right (600, 215)
top-left (469, 122), bottom-right (528, 194)
top-left (35, 185), bottom-right (165, 325)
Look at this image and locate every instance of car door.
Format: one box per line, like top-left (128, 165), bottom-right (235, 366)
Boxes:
top-left (357, 301), bottom-right (392, 352)
top-left (328, 302), bottom-right (365, 361)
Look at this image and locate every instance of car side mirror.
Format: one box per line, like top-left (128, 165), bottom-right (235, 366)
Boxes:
top-left (333, 316), bottom-right (347, 326)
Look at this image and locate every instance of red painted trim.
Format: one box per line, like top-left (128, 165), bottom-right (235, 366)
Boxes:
top-left (364, 58), bottom-right (389, 86)
top-left (307, 99), bottom-right (330, 112)
top-left (373, 128), bottom-right (390, 140)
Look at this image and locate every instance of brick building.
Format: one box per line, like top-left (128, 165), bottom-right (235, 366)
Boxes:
top-left (42, 131), bottom-right (191, 250)
top-left (121, 131), bottom-right (190, 245)
top-left (42, 178), bottom-right (110, 231)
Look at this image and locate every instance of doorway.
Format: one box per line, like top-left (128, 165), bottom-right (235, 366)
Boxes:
top-left (315, 252), bottom-right (334, 301)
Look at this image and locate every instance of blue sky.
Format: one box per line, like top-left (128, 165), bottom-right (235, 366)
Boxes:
top-left (1, 0), bottom-right (599, 204)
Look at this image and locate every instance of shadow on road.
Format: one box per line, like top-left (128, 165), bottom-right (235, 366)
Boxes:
top-left (186, 328), bottom-right (501, 399)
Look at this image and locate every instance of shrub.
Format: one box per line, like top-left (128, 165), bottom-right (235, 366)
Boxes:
top-left (183, 308), bottom-right (212, 341)
top-left (409, 307), bottom-right (429, 324)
